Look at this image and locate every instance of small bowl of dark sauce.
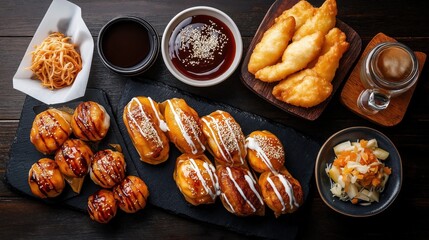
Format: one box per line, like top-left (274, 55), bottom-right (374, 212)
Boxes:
top-left (161, 6), bottom-right (243, 87)
top-left (98, 16), bottom-right (159, 76)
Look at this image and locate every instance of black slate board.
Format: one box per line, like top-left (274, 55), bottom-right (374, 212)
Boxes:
top-left (6, 89), bottom-right (137, 211)
top-left (117, 79), bottom-right (320, 240)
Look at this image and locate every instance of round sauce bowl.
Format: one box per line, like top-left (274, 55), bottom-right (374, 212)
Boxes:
top-left (162, 6), bottom-right (243, 87)
top-left (97, 16), bottom-right (159, 76)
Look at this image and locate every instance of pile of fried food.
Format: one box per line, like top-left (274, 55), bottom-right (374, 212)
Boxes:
top-left (28, 101), bottom-right (149, 224)
top-left (123, 96), bottom-right (304, 218)
top-left (248, 0), bottom-right (349, 108)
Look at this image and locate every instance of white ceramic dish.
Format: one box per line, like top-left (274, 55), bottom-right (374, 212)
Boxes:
top-left (13, 0), bottom-right (94, 105)
top-left (161, 6), bottom-right (243, 87)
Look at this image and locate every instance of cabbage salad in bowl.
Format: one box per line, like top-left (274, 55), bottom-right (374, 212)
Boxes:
top-left (325, 139), bottom-right (391, 205)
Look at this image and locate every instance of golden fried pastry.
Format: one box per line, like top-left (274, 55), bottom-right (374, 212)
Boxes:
top-left (28, 158), bottom-right (65, 198)
top-left (311, 28), bottom-right (349, 82)
top-left (246, 130), bottom-right (285, 173)
top-left (272, 28), bottom-right (349, 108)
top-left (216, 165), bottom-right (265, 216)
top-left (55, 138), bottom-right (93, 193)
top-left (292, 0), bottom-right (337, 41)
top-left (259, 168), bottom-right (304, 217)
top-left (173, 153), bottom-right (219, 206)
top-left (90, 149), bottom-right (126, 188)
top-left (201, 110), bottom-right (246, 167)
top-left (255, 31), bottom-right (324, 82)
top-left (113, 175), bottom-right (149, 213)
top-left (248, 16), bottom-right (295, 74)
top-left (123, 97), bottom-right (170, 165)
top-left (160, 98), bottom-right (206, 155)
top-left (272, 70), bottom-right (333, 108)
top-left (87, 189), bottom-right (118, 224)
top-left (275, 0), bottom-right (316, 30)
top-left (30, 108), bottom-right (72, 155)
top-left (71, 101), bottom-right (110, 142)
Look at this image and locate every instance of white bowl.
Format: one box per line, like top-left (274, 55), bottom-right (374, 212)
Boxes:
top-left (161, 6), bottom-right (243, 87)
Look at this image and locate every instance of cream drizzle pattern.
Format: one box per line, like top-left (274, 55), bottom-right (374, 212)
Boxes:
top-left (226, 167), bottom-right (262, 213)
top-left (202, 111), bottom-right (245, 165)
top-left (167, 100), bottom-right (205, 154)
top-left (268, 172), bottom-right (300, 211)
top-left (127, 97), bottom-right (163, 148)
top-left (186, 158), bottom-right (219, 200)
top-left (148, 97), bottom-right (169, 132)
top-left (219, 111), bottom-right (245, 165)
top-left (246, 137), bottom-right (276, 172)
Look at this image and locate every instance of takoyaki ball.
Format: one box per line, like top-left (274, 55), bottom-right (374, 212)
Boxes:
top-left (28, 158), bottom-right (65, 198)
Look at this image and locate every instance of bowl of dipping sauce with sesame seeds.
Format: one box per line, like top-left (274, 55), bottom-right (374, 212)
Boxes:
top-left (161, 6), bottom-right (243, 87)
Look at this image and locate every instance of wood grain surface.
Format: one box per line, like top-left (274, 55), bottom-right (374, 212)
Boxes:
top-left (341, 32), bottom-right (427, 126)
top-left (1, 0), bottom-right (429, 239)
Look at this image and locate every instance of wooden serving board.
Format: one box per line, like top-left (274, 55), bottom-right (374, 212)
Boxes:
top-left (340, 33), bottom-right (427, 127)
top-left (240, 0), bottom-right (362, 121)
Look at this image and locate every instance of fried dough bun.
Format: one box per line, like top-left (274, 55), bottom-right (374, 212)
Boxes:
top-left (160, 98), bottom-right (206, 155)
top-left (248, 16), bottom-right (295, 74)
top-left (55, 138), bottom-right (93, 178)
top-left (90, 149), bottom-right (126, 188)
top-left (201, 110), bottom-right (246, 167)
top-left (216, 165), bottom-right (265, 216)
top-left (54, 138), bottom-right (93, 193)
top-left (113, 175), bottom-right (149, 213)
top-left (246, 130), bottom-right (285, 173)
top-left (173, 153), bottom-right (219, 206)
top-left (71, 101), bottom-right (111, 142)
top-left (123, 97), bottom-right (170, 165)
top-left (30, 108), bottom-right (72, 155)
top-left (28, 158), bottom-right (65, 198)
top-left (259, 168), bottom-right (304, 217)
top-left (87, 189), bottom-right (118, 224)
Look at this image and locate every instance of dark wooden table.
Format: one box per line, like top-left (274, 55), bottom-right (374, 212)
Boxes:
top-left (1, 0), bottom-right (428, 239)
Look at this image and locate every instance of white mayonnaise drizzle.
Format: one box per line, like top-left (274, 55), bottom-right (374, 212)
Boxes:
top-left (127, 97), bottom-right (162, 147)
top-left (226, 167), bottom-right (256, 212)
top-left (246, 137), bottom-right (276, 172)
top-left (148, 97), bottom-right (169, 132)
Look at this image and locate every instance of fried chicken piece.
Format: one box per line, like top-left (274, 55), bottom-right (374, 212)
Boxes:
top-left (255, 31), bottom-right (324, 82)
top-left (311, 28), bottom-right (349, 82)
top-left (248, 16), bottom-right (295, 74)
top-left (272, 71), bottom-right (332, 108)
top-left (272, 28), bottom-right (349, 108)
top-left (275, 0), bottom-right (316, 30)
top-left (292, 0), bottom-right (337, 41)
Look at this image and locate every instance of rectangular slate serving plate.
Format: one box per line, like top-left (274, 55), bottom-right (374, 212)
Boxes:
top-left (6, 88), bottom-right (137, 211)
top-left (240, 0), bottom-right (362, 121)
top-left (117, 79), bottom-right (320, 240)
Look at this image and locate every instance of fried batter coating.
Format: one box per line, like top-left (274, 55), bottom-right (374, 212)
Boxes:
top-left (248, 16), bottom-right (295, 74)
top-left (272, 70), bottom-right (332, 108)
top-left (255, 31), bottom-right (324, 82)
top-left (311, 28), bottom-right (349, 82)
top-left (275, 0), bottom-right (316, 30)
top-left (292, 0), bottom-right (337, 41)
top-left (272, 27), bottom-right (349, 108)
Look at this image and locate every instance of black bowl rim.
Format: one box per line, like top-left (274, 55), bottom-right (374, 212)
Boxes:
top-left (315, 126), bottom-right (403, 217)
top-left (97, 15), bottom-right (159, 76)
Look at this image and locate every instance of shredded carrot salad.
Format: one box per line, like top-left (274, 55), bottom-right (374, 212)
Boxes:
top-left (326, 139), bottom-right (392, 205)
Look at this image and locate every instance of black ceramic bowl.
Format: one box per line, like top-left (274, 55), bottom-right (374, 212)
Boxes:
top-left (97, 16), bottom-right (159, 76)
top-left (315, 126), bottom-right (402, 217)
